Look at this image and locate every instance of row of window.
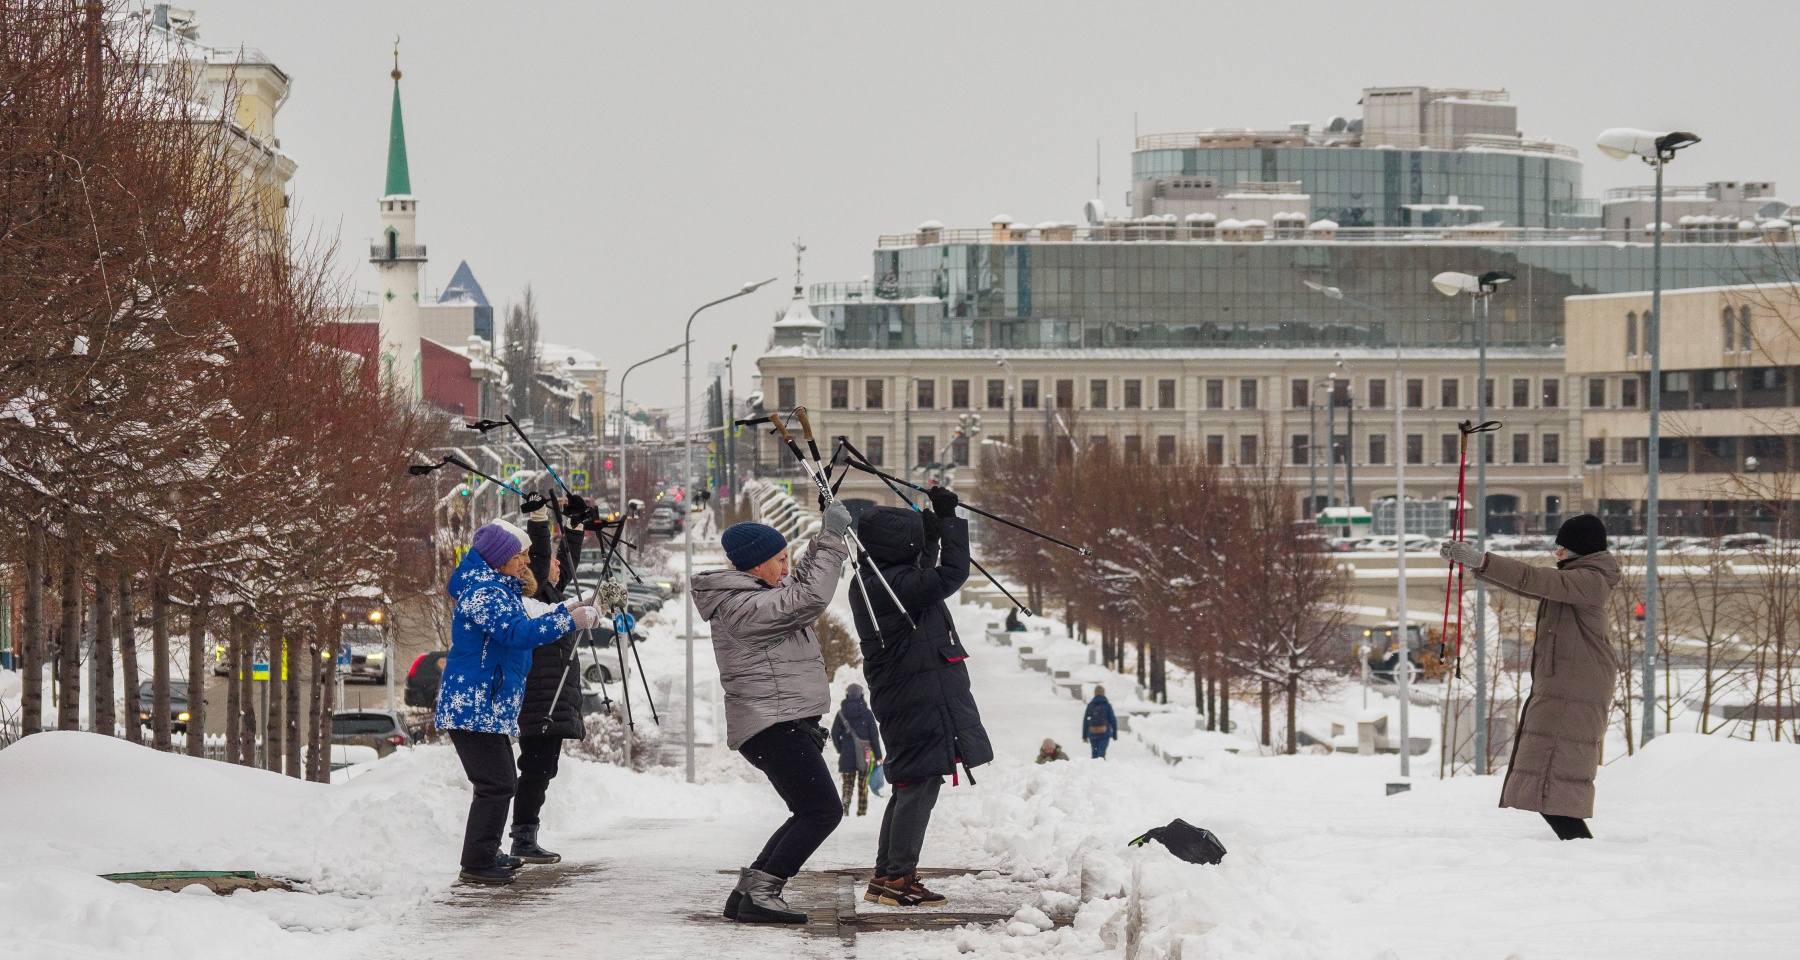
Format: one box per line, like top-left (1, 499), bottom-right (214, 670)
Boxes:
top-left (1623, 306), bottom-right (1754, 358)
top-left (777, 374), bottom-right (1612, 414)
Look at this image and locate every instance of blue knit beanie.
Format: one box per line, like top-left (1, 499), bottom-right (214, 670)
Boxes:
top-left (722, 522), bottom-right (787, 571)
top-left (472, 521), bottom-right (528, 571)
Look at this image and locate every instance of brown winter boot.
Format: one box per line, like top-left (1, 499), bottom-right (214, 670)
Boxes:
top-left (863, 874), bottom-right (921, 906)
top-left (893, 872), bottom-right (948, 907)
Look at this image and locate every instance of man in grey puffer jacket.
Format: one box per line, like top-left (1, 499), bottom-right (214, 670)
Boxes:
top-left (692, 503), bottom-right (851, 925)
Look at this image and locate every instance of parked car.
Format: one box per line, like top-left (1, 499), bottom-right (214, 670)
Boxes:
top-left (404, 651), bottom-right (448, 708)
top-left (647, 505), bottom-right (677, 537)
top-left (330, 709), bottom-right (411, 758)
top-left (138, 680), bottom-right (192, 734)
top-left (337, 627), bottom-right (388, 684)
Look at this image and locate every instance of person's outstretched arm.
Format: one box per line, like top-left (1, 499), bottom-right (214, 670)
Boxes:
top-left (1475, 553), bottom-right (1609, 608)
top-left (711, 532), bottom-right (850, 644)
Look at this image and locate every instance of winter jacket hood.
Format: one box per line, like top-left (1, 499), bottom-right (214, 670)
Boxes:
top-left (1476, 549), bottom-right (1620, 818)
top-left (857, 506), bottom-right (927, 564)
top-left (435, 548), bottom-right (574, 737)
top-left (694, 532), bottom-right (850, 749)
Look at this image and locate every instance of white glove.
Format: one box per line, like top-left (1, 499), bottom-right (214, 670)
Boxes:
top-left (1439, 540), bottom-right (1484, 568)
top-left (568, 603), bottom-right (603, 630)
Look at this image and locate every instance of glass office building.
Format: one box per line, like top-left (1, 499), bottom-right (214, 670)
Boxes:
top-left (1131, 144), bottom-right (1592, 228)
top-left (814, 231), bottom-right (1791, 352)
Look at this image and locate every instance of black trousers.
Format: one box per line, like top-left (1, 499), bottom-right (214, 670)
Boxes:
top-left (1543, 813), bottom-right (1592, 840)
top-left (875, 775), bottom-right (942, 878)
top-left (511, 735), bottom-right (564, 831)
top-left (449, 730), bottom-right (516, 870)
top-left (738, 721), bottom-right (843, 879)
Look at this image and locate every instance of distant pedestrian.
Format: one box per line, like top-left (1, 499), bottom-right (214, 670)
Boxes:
top-left (693, 507), bottom-right (852, 925)
top-left (831, 683), bottom-right (882, 816)
top-left (1036, 738), bottom-right (1069, 764)
top-left (1442, 513), bottom-right (1618, 841)
top-left (850, 486), bottom-right (994, 909)
top-left (1005, 608), bottom-right (1026, 632)
top-left (438, 519), bottom-right (601, 886)
top-left (1083, 686), bottom-right (1117, 759)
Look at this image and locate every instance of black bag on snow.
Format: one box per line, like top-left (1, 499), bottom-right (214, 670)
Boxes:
top-left (1127, 818), bottom-right (1227, 865)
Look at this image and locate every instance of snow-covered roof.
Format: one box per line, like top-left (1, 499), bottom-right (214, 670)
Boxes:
top-left (771, 294), bottom-right (825, 330)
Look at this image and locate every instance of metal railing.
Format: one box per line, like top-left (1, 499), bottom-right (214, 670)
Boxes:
top-left (368, 242), bottom-right (428, 261)
top-left (1132, 130), bottom-right (1576, 158)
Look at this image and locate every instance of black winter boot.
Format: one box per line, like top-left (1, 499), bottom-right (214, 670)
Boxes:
top-left (509, 824), bottom-right (562, 864)
top-left (730, 867), bottom-right (808, 924)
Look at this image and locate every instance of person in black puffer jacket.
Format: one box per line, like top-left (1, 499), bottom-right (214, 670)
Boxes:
top-left (507, 500), bottom-right (587, 864)
top-left (849, 486), bottom-right (993, 908)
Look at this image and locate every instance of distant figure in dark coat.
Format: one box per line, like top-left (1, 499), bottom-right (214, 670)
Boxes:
top-left (1083, 687), bottom-right (1118, 759)
top-left (850, 487), bottom-right (993, 909)
top-left (1005, 608), bottom-right (1026, 632)
top-left (831, 683), bottom-right (882, 816)
top-left (1036, 738), bottom-right (1070, 764)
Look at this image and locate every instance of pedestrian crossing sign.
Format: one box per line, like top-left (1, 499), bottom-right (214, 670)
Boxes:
top-left (571, 469), bottom-right (590, 491)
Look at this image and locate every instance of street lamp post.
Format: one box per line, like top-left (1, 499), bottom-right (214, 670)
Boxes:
top-left (1432, 269), bottom-right (1516, 773)
top-left (684, 278), bottom-right (776, 783)
top-left (1596, 127), bottom-right (1699, 747)
top-left (616, 342), bottom-right (687, 511)
top-left (1304, 280), bottom-right (1413, 774)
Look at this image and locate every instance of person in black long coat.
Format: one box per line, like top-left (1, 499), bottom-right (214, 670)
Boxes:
top-left (849, 487), bottom-right (993, 908)
top-left (507, 502), bottom-right (586, 864)
top-left (830, 683), bottom-right (882, 816)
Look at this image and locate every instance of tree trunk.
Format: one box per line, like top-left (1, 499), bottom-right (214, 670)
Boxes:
top-left (1285, 671), bottom-right (1300, 756)
top-left (150, 580), bottom-right (172, 751)
top-left (224, 608), bottom-right (243, 762)
top-left (92, 573), bottom-right (115, 737)
top-left (1135, 639), bottom-right (1146, 687)
top-left (1218, 673), bottom-right (1230, 734)
top-left (313, 605), bottom-right (343, 781)
top-left (57, 549), bottom-right (84, 731)
top-left (265, 628), bottom-right (284, 773)
top-left (1205, 671), bottom-right (1218, 731)
top-left (236, 619), bottom-right (257, 765)
top-left (305, 614), bottom-right (326, 782)
top-left (20, 527), bottom-right (44, 736)
top-left (185, 598), bottom-right (210, 757)
top-left (118, 573), bottom-right (139, 743)
top-left (284, 630), bottom-right (303, 778)
top-left (1259, 679), bottom-right (1272, 748)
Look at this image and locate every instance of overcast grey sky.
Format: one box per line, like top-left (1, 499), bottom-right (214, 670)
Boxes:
top-left (196, 0), bottom-right (1797, 409)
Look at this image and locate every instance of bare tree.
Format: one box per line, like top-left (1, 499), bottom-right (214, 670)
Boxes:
top-left (503, 286), bottom-right (542, 418)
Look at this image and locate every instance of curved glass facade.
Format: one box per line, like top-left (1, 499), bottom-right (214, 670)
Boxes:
top-left (1132, 146), bottom-right (1591, 228)
top-left (815, 239), bottom-right (1789, 351)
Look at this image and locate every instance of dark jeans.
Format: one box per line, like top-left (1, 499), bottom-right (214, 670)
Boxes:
top-left (511, 735), bottom-right (564, 831)
top-left (738, 720), bottom-right (843, 879)
top-left (1089, 736), bottom-right (1111, 759)
top-left (875, 775), bottom-right (942, 878)
top-left (449, 730), bottom-right (516, 870)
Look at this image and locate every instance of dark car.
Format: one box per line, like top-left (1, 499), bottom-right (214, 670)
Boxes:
top-left (404, 651), bottom-right (448, 708)
top-left (330, 709), bottom-right (411, 758)
top-left (138, 680), bottom-right (191, 734)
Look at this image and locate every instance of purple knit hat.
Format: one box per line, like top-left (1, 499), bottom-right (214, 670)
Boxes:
top-left (472, 521), bottom-right (529, 570)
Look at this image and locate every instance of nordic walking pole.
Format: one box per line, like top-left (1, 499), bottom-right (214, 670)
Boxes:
top-left (834, 437), bottom-right (1034, 617)
top-left (465, 416), bottom-right (574, 496)
top-left (409, 456), bottom-right (529, 498)
top-left (833, 457), bottom-right (1092, 557)
top-left (761, 414), bottom-right (915, 636)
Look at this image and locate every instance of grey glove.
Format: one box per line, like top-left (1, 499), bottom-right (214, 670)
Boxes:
top-left (568, 602), bottom-right (603, 630)
top-left (821, 502), bottom-right (852, 539)
top-left (1440, 540), bottom-right (1484, 568)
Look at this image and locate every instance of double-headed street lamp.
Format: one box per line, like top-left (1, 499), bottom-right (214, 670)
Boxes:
top-left (1431, 268), bottom-right (1513, 774)
top-left (1596, 127), bottom-right (1701, 747)
top-left (683, 277), bottom-right (777, 783)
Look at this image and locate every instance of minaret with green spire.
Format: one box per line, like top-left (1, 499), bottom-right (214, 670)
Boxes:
top-left (373, 40), bottom-right (424, 399)
top-left (384, 62), bottom-right (411, 197)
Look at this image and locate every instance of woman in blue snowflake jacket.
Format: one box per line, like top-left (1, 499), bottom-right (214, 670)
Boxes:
top-left (437, 519), bottom-right (601, 885)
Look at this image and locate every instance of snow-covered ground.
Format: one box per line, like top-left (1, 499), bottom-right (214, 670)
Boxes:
top-left (5, 581), bottom-right (1800, 959)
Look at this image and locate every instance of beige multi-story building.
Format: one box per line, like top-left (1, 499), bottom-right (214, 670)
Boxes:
top-left (1567, 280), bottom-right (1800, 534)
top-left (757, 342), bottom-right (1584, 534)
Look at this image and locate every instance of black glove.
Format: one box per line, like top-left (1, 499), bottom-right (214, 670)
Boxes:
top-left (521, 493), bottom-right (550, 515)
top-left (921, 507), bottom-right (941, 546)
top-left (927, 484), bottom-right (959, 518)
top-left (800, 718), bottom-right (828, 751)
top-left (562, 493), bottom-right (592, 524)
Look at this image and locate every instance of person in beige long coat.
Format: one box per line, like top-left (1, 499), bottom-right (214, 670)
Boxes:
top-left (1441, 514), bottom-right (1620, 841)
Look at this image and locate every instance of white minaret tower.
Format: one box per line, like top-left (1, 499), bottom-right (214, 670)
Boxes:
top-left (373, 43), bottom-right (424, 398)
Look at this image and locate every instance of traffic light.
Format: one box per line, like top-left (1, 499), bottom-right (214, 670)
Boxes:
top-left (604, 459), bottom-right (614, 470)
